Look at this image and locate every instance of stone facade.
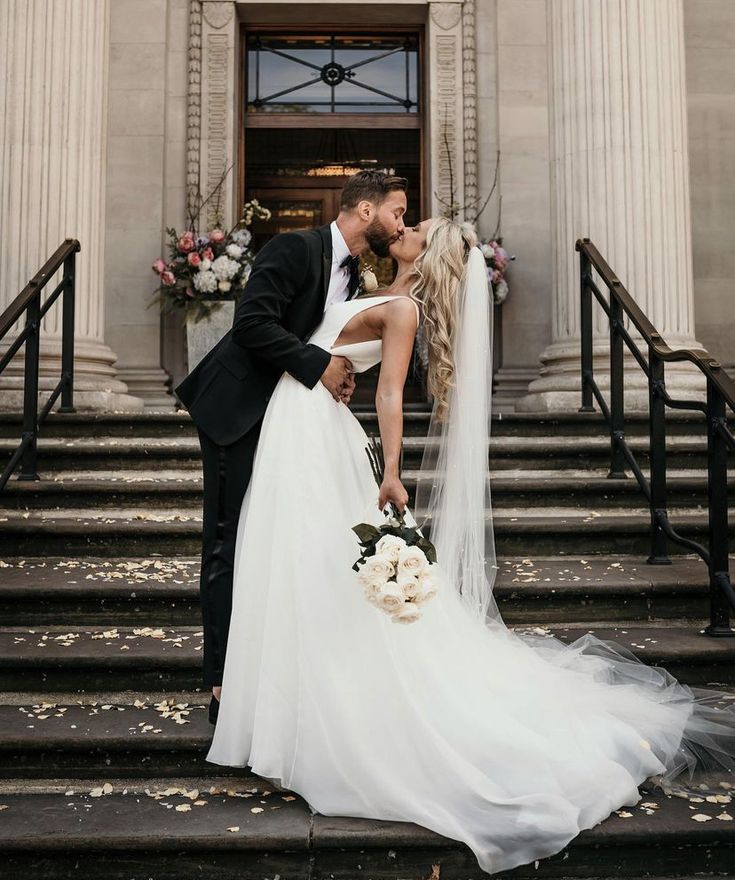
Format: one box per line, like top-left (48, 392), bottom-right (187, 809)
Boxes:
top-left (0, 0), bottom-right (732, 412)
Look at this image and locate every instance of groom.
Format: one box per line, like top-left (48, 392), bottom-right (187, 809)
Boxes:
top-left (175, 169), bottom-right (408, 724)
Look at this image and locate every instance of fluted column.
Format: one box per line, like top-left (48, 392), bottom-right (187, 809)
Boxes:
top-left (518, 0), bottom-right (705, 412)
top-left (0, 0), bottom-right (142, 411)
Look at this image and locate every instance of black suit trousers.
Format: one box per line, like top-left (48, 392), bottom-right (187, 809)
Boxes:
top-left (197, 420), bottom-right (263, 688)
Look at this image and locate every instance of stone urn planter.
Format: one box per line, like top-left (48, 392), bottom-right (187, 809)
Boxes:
top-left (185, 300), bottom-right (235, 371)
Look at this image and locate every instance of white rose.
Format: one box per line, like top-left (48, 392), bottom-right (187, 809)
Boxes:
top-left (362, 582), bottom-right (381, 605)
top-left (218, 280), bottom-right (232, 292)
top-left (396, 573), bottom-right (420, 599)
top-left (374, 580), bottom-right (406, 615)
top-left (374, 534), bottom-right (406, 564)
top-left (397, 545), bottom-right (429, 579)
top-left (361, 269), bottom-right (379, 292)
top-left (357, 554), bottom-right (395, 587)
top-left (200, 258), bottom-right (211, 271)
top-left (391, 603), bottom-right (422, 625)
top-left (226, 244), bottom-right (243, 259)
top-left (413, 572), bottom-right (438, 606)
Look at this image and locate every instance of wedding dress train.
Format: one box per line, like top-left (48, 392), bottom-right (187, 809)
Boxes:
top-left (206, 294), bottom-right (735, 875)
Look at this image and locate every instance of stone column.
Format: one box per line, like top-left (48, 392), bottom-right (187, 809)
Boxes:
top-left (517, 0), bottom-right (705, 413)
top-left (0, 0), bottom-right (142, 411)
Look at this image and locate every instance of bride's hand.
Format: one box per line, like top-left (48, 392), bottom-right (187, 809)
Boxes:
top-left (378, 476), bottom-right (408, 514)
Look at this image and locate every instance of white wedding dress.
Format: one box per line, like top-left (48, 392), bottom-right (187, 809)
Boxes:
top-left (206, 293), bottom-right (735, 876)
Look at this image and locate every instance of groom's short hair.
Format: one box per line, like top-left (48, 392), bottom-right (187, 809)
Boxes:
top-left (340, 170), bottom-right (408, 210)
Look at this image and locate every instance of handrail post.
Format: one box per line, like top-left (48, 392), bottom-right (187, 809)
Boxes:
top-left (608, 282), bottom-right (627, 478)
top-left (18, 291), bottom-right (41, 482)
top-left (647, 344), bottom-right (670, 564)
top-left (59, 245), bottom-right (76, 413)
top-left (703, 379), bottom-right (734, 636)
top-left (578, 242), bottom-right (594, 412)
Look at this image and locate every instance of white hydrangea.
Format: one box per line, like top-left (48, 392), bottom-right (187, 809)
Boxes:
top-left (226, 244), bottom-right (243, 259)
top-left (231, 228), bottom-right (252, 247)
top-left (494, 279), bottom-right (509, 304)
top-left (480, 243), bottom-right (495, 260)
top-left (193, 270), bottom-right (218, 293)
top-left (211, 255), bottom-right (240, 281)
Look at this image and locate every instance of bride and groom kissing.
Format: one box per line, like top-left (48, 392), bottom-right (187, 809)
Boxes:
top-left (175, 170), bottom-right (735, 876)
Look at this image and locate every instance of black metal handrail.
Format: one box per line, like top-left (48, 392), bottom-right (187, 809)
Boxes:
top-left (576, 238), bottom-right (735, 637)
top-left (0, 239), bottom-right (80, 491)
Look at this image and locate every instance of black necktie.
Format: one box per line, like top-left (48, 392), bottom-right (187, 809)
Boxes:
top-left (339, 254), bottom-right (360, 299)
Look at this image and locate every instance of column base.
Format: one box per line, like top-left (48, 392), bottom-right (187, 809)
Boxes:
top-left (116, 367), bottom-right (175, 410)
top-left (492, 367), bottom-right (540, 413)
top-left (0, 337), bottom-right (144, 412)
top-left (516, 340), bottom-right (708, 414)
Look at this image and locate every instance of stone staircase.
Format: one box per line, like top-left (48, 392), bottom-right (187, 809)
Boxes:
top-left (0, 409), bottom-right (734, 879)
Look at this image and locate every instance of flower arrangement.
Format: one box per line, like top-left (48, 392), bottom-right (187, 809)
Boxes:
top-left (352, 436), bottom-right (438, 624)
top-left (151, 199), bottom-right (271, 323)
top-left (479, 238), bottom-right (515, 305)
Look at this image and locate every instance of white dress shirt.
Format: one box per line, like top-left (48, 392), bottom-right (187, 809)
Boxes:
top-left (324, 220), bottom-right (352, 312)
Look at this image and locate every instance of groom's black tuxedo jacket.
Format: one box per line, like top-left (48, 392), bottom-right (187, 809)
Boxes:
top-left (175, 224), bottom-right (339, 446)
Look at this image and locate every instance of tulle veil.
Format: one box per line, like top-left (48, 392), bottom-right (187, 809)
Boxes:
top-left (414, 244), bottom-right (735, 793)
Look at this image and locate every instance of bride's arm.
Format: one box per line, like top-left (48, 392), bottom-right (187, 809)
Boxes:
top-left (375, 298), bottom-right (418, 513)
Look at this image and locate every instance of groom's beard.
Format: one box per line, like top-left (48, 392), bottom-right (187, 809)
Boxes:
top-left (364, 216), bottom-right (398, 258)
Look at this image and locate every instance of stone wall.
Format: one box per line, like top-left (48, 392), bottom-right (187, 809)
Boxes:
top-left (684, 0), bottom-right (735, 369)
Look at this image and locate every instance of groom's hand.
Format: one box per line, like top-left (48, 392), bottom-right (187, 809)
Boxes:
top-left (339, 373), bottom-right (356, 405)
top-left (321, 356), bottom-right (353, 401)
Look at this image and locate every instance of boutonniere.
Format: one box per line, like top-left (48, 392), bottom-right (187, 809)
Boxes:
top-left (356, 266), bottom-right (379, 297)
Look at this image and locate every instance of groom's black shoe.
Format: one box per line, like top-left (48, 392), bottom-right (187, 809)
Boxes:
top-left (208, 693), bottom-right (220, 725)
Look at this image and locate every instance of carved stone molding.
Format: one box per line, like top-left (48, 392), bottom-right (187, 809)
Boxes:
top-left (435, 34), bottom-right (459, 213)
top-left (462, 0), bottom-right (478, 215)
top-left (186, 0), bottom-right (202, 219)
top-left (202, 0), bottom-right (234, 29)
top-left (430, 2), bottom-right (463, 31)
top-left (205, 32), bottom-right (229, 226)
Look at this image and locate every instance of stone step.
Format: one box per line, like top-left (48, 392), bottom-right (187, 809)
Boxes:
top-left (0, 408), bottom-right (721, 439)
top-left (0, 773), bottom-right (732, 878)
top-left (3, 467), bottom-right (730, 511)
top-left (0, 505), bottom-right (729, 556)
top-left (0, 434), bottom-right (716, 472)
top-left (1, 622), bottom-right (733, 693)
top-left (0, 556), bottom-right (721, 627)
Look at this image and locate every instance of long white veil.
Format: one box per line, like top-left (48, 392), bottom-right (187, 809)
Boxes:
top-left (414, 246), bottom-right (501, 625)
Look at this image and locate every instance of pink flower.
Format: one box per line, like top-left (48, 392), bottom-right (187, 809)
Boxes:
top-left (152, 259), bottom-right (166, 275)
top-left (185, 287), bottom-right (194, 298)
top-left (177, 231), bottom-right (196, 253)
top-left (161, 270), bottom-right (175, 286)
top-left (491, 270), bottom-right (502, 285)
top-left (187, 252), bottom-right (201, 268)
top-left (202, 247), bottom-right (214, 261)
top-left (208, 228), bottom-right (225, 244)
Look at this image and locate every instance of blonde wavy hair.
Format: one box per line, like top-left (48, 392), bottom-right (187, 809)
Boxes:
top-left (409, 218), bottom-right (478, 420)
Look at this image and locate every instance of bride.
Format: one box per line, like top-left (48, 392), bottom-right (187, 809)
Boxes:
top-left (206, 217), bottom-right (735, 875)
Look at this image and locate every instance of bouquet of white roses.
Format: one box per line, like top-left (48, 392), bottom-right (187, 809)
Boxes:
top-left (352, 437), bottom-right (438, 624)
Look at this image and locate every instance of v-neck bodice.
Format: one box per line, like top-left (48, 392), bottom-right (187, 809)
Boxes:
top-left (308, 295), bottom-right (419, 373)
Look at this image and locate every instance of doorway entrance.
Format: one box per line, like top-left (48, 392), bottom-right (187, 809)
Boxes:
top-left (240, 29), bottom-right (426, 405)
